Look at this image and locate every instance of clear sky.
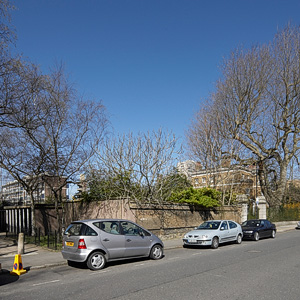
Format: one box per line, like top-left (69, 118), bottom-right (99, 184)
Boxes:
top-left (11, 0), bottom-right (300, 147)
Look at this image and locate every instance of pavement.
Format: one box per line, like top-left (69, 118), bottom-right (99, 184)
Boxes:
top-left (0, 221), bottom-right (298, 274)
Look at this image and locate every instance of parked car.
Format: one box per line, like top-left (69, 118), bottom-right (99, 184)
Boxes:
top-left (182, 220), bottom-right (243, 249)
top-left (62, 219), bottom-right (164, 270)
top-left (296, 221), bottom-right (300, 229)
top-left (241, 219), bottom-right (276, 241)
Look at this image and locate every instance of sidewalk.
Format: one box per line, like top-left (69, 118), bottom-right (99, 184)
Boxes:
top-left (0, 221), bottom-right (298, 273)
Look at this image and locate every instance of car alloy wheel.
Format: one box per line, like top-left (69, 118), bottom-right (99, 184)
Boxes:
top-left (150, 245), bottom-right (163, 259)
top-left (211, 237), bottom-right (219, 249)
top-left (271, 230), bottom-right (276, 238)
top-left (253, 232), bottom-right (260, 241)
top-left (87, 252), bottom-right (106, 270)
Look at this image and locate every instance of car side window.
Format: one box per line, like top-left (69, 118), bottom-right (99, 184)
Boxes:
top-left (228, 221), bottom-right (237, 229)
top-left (84, 225), bottom-right (98, 236)
top-left (120, 221), bottom-right (150, 236)
top-left (99, 221), bottom-right (120, 235)
top-left (221, 221), bottom-right (228, 230)
top-left (121, 221), bottom-right (140, 236)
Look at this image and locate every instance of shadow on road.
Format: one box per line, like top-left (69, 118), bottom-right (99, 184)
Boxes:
top-left (0, 270), bottom-right (19, 286)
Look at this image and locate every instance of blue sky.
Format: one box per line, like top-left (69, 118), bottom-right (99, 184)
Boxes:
top-left (11, 0), bottom-right (300, 147)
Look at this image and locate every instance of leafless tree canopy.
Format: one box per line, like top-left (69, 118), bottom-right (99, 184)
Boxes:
top-left (0, 2), bottom-right (109, 235)
top-left (187, 25), bottom-right (300, 206)
top-left (91, 129), bottom-right (183, 205)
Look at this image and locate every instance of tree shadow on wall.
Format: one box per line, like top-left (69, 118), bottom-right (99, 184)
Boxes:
top-left (188, 205), bottom-right (219, 221)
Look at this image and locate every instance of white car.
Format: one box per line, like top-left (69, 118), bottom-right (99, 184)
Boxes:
top-left (183, 220), bottom-right (243, 249)
top-left (296, 221), bottom-right (300, 229)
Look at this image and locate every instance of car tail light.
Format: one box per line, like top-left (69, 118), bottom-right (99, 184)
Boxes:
top-left (78, 239), bottom-right (87, 249)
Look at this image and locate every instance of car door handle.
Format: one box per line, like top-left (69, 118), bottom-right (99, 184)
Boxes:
top-left (103, 238), bottom-right (109, 242)
top-left (126, 239), bottom-right (132, 242)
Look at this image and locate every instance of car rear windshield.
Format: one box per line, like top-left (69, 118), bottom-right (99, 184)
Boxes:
top-left (64, 223), bottom-right (98, 236)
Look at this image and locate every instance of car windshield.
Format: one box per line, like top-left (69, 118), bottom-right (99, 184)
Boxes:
top-left (242, 220), bottom-right (261, 227)
top-left (197, 221), bottom-right (221, 230)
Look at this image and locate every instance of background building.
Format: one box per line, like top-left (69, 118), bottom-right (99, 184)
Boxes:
top-left (0, 175), bottom-right (68, 206)
top-left (178, 160), bottom-right (261, 200)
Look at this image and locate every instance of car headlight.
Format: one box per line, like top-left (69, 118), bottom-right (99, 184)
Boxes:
top-left (201, 235), bottom-right (209, 239)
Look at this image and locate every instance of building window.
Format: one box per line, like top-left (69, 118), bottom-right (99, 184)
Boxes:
top-left (202, 177), bottom-right (206, 184)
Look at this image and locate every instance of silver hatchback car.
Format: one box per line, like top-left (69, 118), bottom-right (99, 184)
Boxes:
top-left (183, 220), bottom-right (243, 249)
top-left (61, 219), bottom-right (164, 270)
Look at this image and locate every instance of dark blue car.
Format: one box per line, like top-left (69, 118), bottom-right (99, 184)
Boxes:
top-left (241, 219), bottom-right (276, 241)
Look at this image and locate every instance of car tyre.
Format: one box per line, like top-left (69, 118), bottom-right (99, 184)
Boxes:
top-left (87, 252), bottom-right (106, 271)
top-left (211, 236), bottom-right (219, 249)
top-left (253, 232), bottom-right (260, 241)
top-left (271, 230), bottom-right (276, 238)
top-left (236, 234), bottom-right (242, 244)
top-left (150, 244), bottom-right (163, 260)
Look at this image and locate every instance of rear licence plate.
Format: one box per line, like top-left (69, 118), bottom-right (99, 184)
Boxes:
top-left (66, 241), bottom-right (74, 247)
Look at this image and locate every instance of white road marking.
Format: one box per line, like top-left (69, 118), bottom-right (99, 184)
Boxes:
top-left (32, 280), bottom-right (60, 286)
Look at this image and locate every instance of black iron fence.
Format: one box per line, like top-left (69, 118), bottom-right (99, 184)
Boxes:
top-left (0, 207), bottom-right (32, 235)
top-left (5, 227), bottom-right (62, 251)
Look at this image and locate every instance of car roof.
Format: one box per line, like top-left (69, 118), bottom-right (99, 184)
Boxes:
top-left (204, 220), bottom-right (235, 222)
top-left (244, 219), bottom-right (267, 222)
top-left (71, 219), bottom-right (131, 223)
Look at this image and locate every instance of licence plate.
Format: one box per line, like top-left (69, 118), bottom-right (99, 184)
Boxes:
top-left (66, 241), bottom-right (74, 247)
top-left (188, 238), bottom-right (197, 243)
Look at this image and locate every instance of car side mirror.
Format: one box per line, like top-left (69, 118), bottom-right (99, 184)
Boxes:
top-left (220, 227), bottom-right (224, 231)
top-left (139, 231), bottom-right (145, 237)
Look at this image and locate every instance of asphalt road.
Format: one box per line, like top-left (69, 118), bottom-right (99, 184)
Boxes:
top-left (1, 230), bottom-right (300, 300)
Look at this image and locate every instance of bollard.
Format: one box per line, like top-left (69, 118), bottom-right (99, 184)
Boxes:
top-left (18, 232), bottom-right (25, 255)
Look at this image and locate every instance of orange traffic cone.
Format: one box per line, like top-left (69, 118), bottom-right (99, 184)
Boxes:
top-left (10, 254), bottom-right (27, 276)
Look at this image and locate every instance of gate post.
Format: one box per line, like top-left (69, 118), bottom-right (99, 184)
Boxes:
top-left (257, 196), bottom-right (267, 219)
top-left (237, 194), bottom-right (248, 223)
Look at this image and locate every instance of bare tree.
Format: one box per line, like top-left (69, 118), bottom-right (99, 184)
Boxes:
top-left (188, 25), bottom-right (300, 207)
top-left (91, 129), bottom-right (183, 206)
top-left (186, 100), bottom-right (245, 205)
top-left (36, 65), bottom-right (108, 233)
top-left (0, 0), bottom-right (15, 50)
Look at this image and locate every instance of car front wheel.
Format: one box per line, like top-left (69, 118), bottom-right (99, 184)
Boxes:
top-left (150, 244), bottom-right (163, 260)
top-left (87, 252), bottom-right (106, 270)
top-left (211, 237), bottom-right (219, 249)
top-left (253, 232), bottom-right (260, 241)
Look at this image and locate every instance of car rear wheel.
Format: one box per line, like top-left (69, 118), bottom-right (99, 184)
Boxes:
top-left (271, 230), bottom-right (276, 238)
top-left (150, 244), bottom-right (163, 260)
top-left (253, 232), bottom-right (260, 241)
top-left (87, 252), bottom-right (106, 270)
top-left (211, 237), bottom-right (219, 249)
top-left (236, 234), bottom-right (242, 244)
